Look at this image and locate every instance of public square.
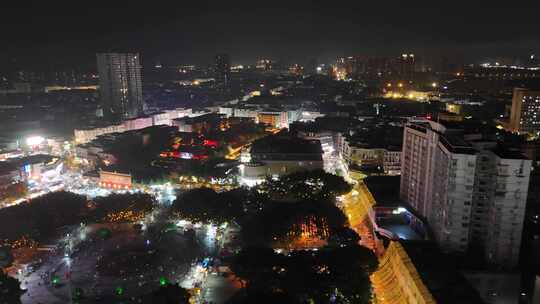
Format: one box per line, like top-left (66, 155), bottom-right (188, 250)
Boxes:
top-left (18, 219), bottom-right (239, 304)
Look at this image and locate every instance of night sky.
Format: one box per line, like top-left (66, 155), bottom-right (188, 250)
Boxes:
top-left (2, 2), bottom-right (540, 67)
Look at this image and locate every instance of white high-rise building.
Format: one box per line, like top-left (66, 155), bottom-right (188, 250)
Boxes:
top-left (97, 53), bottom-right (143, 120)
top-left (400, 120), bottom-right (531, 268)
top-left (509, 88), bottom-right (540, 135)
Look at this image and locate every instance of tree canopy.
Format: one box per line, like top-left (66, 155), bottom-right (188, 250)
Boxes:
top-left (0, 191), bottom-right (86, 242)
top-left (0, 271), bottom-right (24, 304)
top-left (142, 283), bottom-right (191, 304)
top-left (91, 192), bottom-right (156, 222)
top-left (229, 244), bottom-right (377, 304)
top-left (171, 187), bottom-right (244, 224)
top-left (258, 169), bottom-right (352, 201)
top-left (239, 199), bottom-right (347, 247)
top-left (0, 191), bottom-right (157, 243)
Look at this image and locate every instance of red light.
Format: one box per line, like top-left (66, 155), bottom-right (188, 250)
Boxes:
top-left (203, 140), bottom-right (218, 148)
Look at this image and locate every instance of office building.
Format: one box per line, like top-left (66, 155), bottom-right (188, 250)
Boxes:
top-left (214, 54), bottom-right (231, 89)
top-left (398, 53), bottom-right (416, 79)
top-left (509, 88), bottom-right (540, 135)
top-left (97, 53), bottom-right (143, 120)
top-left (400, 120), bottom-right (531, 268)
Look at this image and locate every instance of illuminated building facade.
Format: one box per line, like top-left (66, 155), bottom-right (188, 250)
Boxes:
top-left (74, 124), bottom-right (127, 145)
top-left (16, 155), bottom-right (63, 182)
top-left (97, 53), bottom-right (143, 120)
top-left (371, 241), bottom-right (484, 304)
top-left (371, 241), bottom-right (436, 304)
top-left (172, 113), bottom-right (224, 133)
top-left (509, 87), bottom-right (540, 135)
top-left (99, 170), bottom-right (132, 190)
top-left (256, 111), bottom-right (289, 129)
top-left (340, 183), bottom-right (384, 255)
top-left (74, 108), bottom-right (192, 144)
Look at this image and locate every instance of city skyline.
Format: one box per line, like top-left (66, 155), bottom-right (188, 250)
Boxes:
top-left (3, 3), bottom-right (540, 304)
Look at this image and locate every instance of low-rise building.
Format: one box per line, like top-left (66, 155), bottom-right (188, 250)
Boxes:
top-left (340, 127), bottom-right (403, 176)
top-left (234, 107), bottom-right (259, 120)
top-left (297, 130), bottom-right (336, 156)
top-left (0, 163), bottom-right (22, 191)
top-left (172, 113), bottom-right (224, 133)
top-left (123, 116), bottom-right (153, 131)
top-left (74, 123), bottom-right (126, 144)
top-left (257, 111), bottom-right (289, 129)
top-left (99, 170), bottom-right (132, 190)
top-left (74, 108), bottom-right (192, 144)
top-left (240, 135), bottom-right (324, 185)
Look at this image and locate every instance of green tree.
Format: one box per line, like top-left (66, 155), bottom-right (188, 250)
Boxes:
top-left (91, 193), bottom-right (155, 222)
top-left (144, 283), bottom-right (191, 304)
top-left (227, 289), bottom-right (296, 304)
top-left (0, 248), bottom-right (13, 269)
top-left (328, 227), bottom-right (361, 247)
top-left (229, 245), bottom-right (377, 304)
top-left (239, 200), bottom-right (347, 247)
top-left (229, 247), bottom-right (283, 289)
top-left (172, 187), bottom-right (245, 224)
top-left (0, 191), bottom-right (86, 242)
top-left (259, 170), bottom-right (352, 201)
top-left (0, 271), bottom-right (24, 304)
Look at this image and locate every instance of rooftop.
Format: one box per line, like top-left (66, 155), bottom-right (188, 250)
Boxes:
top-left (173, 113), bottom-right (223, 124)
top-left (491, 146), bottom-right (529, 160)
top-left (346, 125), bottom-right (403, 150)
top-left (363, 175), bottom-right (401, 206)
top-left (408, 121), bottom-right (477, 155)
top-left (440, 134), bottom-right (476, 155)
top-left (251, 135), bottom-right (323, 156)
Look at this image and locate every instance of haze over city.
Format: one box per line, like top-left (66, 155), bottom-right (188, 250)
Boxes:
top-left (1, 2), bottom-right (540, 304)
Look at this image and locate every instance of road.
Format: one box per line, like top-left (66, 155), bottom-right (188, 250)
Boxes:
top-left (19, 221), bottom-right (238, 304)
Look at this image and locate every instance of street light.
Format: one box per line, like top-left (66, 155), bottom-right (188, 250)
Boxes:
top-left (159, 277), bottom-right (169, 286)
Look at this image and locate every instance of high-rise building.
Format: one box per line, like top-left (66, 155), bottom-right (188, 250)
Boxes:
top-left (400, 120), bottom-right (531, 268)
top-left (214, 54), bottom-right (231, 89)
top-left (256, 59), bottom-right (273, 71)
top-left (97, 53), bottom-right (143, 120)
top-left (529, 54), bottom-right (539, 68)
top-left (509, 88), bottom-right (540, 135)
top-left (398, 53), bottom-right (416, 79)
